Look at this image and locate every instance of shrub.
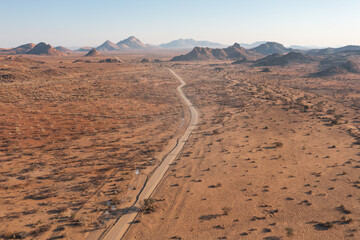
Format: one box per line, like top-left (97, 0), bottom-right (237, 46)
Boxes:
top-left (285, 227), bottom-right (294, 236)
top-left (317, 222), bottom-right (333, 229)
top-left (29, 224), bottom-right (50, 237)
top-left (143, 198), bottom-right (156, 214)
top-left (0, 231), bottom-right (28, 239)
top-left (222, 207), bottom-right (231, 215)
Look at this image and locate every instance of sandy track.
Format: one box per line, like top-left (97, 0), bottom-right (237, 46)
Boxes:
top-left (99, 69), bottom-right (198, 240)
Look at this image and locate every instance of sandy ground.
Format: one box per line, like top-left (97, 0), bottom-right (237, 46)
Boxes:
top-left (0, 55), bottom-right (186, 239)
top-left (124, 63), bottom-right (360, 240)
top-left (0, 54), bottom-right (359, 239)
top-left (99, 69), bottom-right (198, 240)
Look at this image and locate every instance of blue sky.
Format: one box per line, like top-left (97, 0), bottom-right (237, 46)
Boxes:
top-left (1, 0), bottom-right (360, 48)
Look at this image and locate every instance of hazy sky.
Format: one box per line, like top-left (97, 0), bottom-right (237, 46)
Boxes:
top-left (1, 0), bottom-right (360, 48)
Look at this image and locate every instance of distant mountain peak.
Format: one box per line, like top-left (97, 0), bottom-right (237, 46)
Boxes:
top-left (160, 39), bottom-right (227, 49)
top-left (55, 46), bottom-right (72, 54)
top-left (85, 48), bottom-right (101, 57)
top-left (26, 42), bottom-right (65, 56)
top-left (232, 43), bottom-right (241, 48)
top-left (96, 40), bottom-right (120, 51)
top-left (76, 46), bottom-right (93, 52)
top-left (307, 45), bottom-right (360, 55)
top-left (251, 42), bottom-right (291, 55)
top-left (117, 36), bottom-right (146, 49)
top-left (240, 41), bottom-right (267, 49)
top-left (9, 43), bottom-right (35, 54)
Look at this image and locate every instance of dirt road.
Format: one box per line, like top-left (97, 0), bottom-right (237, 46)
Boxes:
top-left (100, 69), bottom-right (198, 240)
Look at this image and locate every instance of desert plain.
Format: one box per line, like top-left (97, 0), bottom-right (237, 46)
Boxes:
top-left (0, 45), bottom-right (359, 240)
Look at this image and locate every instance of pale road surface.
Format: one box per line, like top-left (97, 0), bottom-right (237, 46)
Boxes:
top-left (100, 68), bottom-right (199, 240)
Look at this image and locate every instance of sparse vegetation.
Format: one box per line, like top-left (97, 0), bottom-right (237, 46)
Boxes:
top-left (208, 182), bottom-right (222, 188)
top-left (340, 216), bottom-right (353, 224)
top-left (221, 207), bottom-right (231, 215)
top-left (213, 224), bottom-right (225, 229)
top-left (142, 198), bottom-right (156, 214)
top-left (285, 227), bottom-right (294, 236)
top-left (29, 224), bottom-right (51, 236)
top-left (336, 205), bottom-right (351, 214)
top-left (1, 41), bottom-right (360, 239)
top-left (0, 57), bottom-right (183, 238)
top-left (110, 196), bottom-right (122, 205)
top-left (315, 221), bottom-right (334, 230)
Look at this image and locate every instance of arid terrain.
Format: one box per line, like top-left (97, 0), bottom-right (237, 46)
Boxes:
top-left (0, 46), bottom-right (359, 240)
top-left (124, 62), bottom-right (360, 239)
top-left (0, 54), bottom-right (188, 239)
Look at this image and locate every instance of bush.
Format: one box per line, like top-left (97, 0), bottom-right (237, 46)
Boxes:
top-left (143, 198), bottom-right (156, 214)
top-left (222, 207), bottom-right (231, 215)
top-left (285, 227), bottom-right (294, 236)
top-left (0, 231), bottom-right (27, 239)
top-left (29, 224), bottom-right (50, 237)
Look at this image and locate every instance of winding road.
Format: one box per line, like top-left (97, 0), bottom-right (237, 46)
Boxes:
top-left (100, 69), bottom-right (198, 240)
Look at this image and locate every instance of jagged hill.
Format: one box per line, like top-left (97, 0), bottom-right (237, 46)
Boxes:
top-left (96, 40), bottom-right (120, 51)
top-left (85, 49), bottom-right (101, 57)
top-left (310, 60), bottom-right (360, 77)
top-left (12, 43), bottom-right (36, 54)
top-left (25, 42), bottom-right (65, 56)
top-left (224, 43), bottom-right (262, 59)
top-left (251, 42), bottom-right (292, 55)
top-left (310, 65), bottom-right (347, 77)
top-left (117, 36), bottom-right (147, 49)
top-left (0, 43), bottom-right (35, 54)
top-left (253, 52), bottom-right (315, 66)
top-left (170, 43), bottom-right (261, 61)
top-left (55, 46), bottom-right (72, 54)
top-left (342, 60), bottom-right (360, 73)
top-left (171, 47), bottom-right (221, 61)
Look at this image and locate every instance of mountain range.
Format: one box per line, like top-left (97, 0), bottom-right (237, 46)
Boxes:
top-left (0, 43), bottom-right (35, 54)
top-left (91, 37), bottom-right (226, 51)
top-left (0, 42), bottom-right (71, 55)
top-left (252, 52), bottom-right (316, 66)
top-left (169, 42), bottom-right (303, 62)
top-left (95, 36), bottom-right (148, 51)
top-left (240, 41), bottom-right (266, 49)
top-left (307, 45), bottom-right (360, 55)
top-left (310, 60), bottom-right (360, 77)
top-left (1, 37), bottom-right (360, 58)
top-left (170, 43), bottom-right (262, 61)
top-left (160, 39), bottom-right (227, 49)
top-left (26, 42), bottom-right (66, 56)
